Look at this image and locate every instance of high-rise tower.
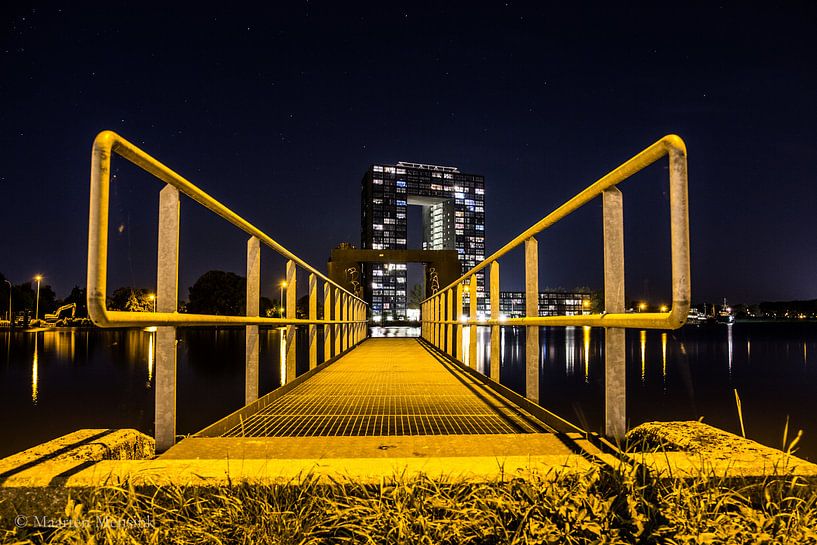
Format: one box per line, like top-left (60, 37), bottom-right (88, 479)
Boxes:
top-left (361, 161), bottom-right (485, 320)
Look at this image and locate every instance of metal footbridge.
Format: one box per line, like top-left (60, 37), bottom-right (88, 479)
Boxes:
top-left (86, 131), bottom-right (690, 456)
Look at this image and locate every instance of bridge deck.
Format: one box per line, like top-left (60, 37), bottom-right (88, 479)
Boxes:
top-left (219, 338), bottom-right (548, 438)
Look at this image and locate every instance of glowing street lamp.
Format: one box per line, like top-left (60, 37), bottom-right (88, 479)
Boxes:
top-left (34, 275), bottom-right (42, 321)
top-left (659, 304), bottom-right (668, 313)
top-left (148, 293), bottom-right (156, 313)
top-left (638, 302), bottom-right (647, 312)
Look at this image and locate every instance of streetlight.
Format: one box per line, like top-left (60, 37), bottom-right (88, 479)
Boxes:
top-left (279, 280), bottom-right (287, 318)
top-left (659, 304), bottom-right (668, 313)
top-left (148, 293), bottom-right (156, 313)
top-left (4, 279), bottom-right (11, 323)
top-left (638, 302), bottom-right (647, 312)
top-left (34, 275), bottom-right (42, 321)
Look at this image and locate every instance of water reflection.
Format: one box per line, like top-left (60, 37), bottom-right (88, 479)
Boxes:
top-left (476, 327), bottom-right (486, 373)
top-left (3, 323), bottom-right (817, 461)
top-left (727, 324), bottom-right (734, 377)
top-left (640, 330), bottom-right (646, 383)
top-left (42, 330), bottom-right (76, 361)
top-left (565, 327), bottom-right (575, 376)
top-left (32, 333), bottom-right (39, 404)
top-left (147, 331), bottom-right (154, 383)
top-left (661, 332), bottom-right (668, 388)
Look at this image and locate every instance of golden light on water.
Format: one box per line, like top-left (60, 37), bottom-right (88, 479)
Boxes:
top-left (661, 332), bottom-right (668, 385)
top-left (640, 330), bottom-right (646, 383)
top-left (147, 331), bottom-right (155, 382)
top-left (32, 334), bottom-right (39, 404)
top-left (583, 326), bottom-right (590, 382)
top-left (565, 327), bottom-right (575, 375)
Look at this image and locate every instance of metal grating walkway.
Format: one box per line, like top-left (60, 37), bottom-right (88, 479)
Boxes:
top-left (221, 338), bottom-right (549, 437)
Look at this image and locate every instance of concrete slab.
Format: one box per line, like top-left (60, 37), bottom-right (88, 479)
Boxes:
top-left (160, 433), bottom-right (580, 460)
top-left (0, 454), bottom-right (600, 489)
top-left (0, 429), bottom-right (153, 478)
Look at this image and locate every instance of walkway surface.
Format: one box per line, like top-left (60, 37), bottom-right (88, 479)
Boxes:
top-left (160, 338), bottom-right (600, 462)
top-left (225, 337), bottom-right (546, 437)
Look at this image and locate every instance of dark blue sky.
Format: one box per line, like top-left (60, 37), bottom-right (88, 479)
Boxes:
top-left (2, 2), bottom-right (816, 305)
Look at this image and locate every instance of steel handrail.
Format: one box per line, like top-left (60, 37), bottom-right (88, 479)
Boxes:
top-left (422, 134), bottom-right (689, 330)
top-left (87, 130), bottom-right (366, 328)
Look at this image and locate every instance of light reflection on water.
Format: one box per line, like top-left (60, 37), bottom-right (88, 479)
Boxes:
top-left (31, 334), bottom-right (38, 404)
top-left (661, 332), bottom-right (668, 388)
top-left (640, 330), bottom-right (647, 383)
top-left (472, 322), bottom-right (817, 461)
top-left (2, 322), bottom-right (817, 462)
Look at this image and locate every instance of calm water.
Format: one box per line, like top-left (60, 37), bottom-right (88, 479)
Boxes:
top-left (1, 323), bottom-right (815, 461)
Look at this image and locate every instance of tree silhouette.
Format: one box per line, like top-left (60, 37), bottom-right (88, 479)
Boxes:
top-left (187, 270), bottom-right (246, 315)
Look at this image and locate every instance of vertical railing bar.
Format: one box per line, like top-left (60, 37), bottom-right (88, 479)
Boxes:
top-left (285, 260), bottom-right (297, 383)
top-left (468, 277), bottom-right (477, 368)
top-left (155, 184), bottom-right (179, 452)
top-left (323, 282), bottom-right (332, 360)
top-left (341, 294), bottom-right (348, 352)
top-left (308, 273), bottom-right (317, 370)
top-left (455, 283), bottom-right (463, 362)
top-left (446, 288), bottom-right (454, 358)
top-left (489, 261), bottom-right (500, 382)
top-left (245, 236), bottom-right (260, 404)
top-left (334, 287), bottom-right (341, 356)
top-left (525, 237), bottom-right (539, 402)
top-left (603, 187), bottom-right (626, 440)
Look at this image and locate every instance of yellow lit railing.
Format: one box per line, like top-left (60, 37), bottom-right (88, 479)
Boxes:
top-left (87, 130), bottom-right (368, 450)
top-left (420, 135), bottom-right (690, 440)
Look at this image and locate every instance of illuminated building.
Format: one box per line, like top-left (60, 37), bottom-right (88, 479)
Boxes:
top-left (361, 162), bottom-right (485, 320)
top-left (497, 291), bottom-right (592, 317)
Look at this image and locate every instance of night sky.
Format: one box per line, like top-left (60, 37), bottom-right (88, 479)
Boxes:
top-left (2, 3), bottom-right (816, 305)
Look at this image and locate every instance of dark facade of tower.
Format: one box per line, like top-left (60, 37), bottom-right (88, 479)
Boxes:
top-left (361, 162), bottom-right (485, 320)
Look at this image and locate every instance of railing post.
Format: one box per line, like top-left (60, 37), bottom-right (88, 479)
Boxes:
top-left (455, 283), bottom-right (463, 361)
top-left (354, 301), bottom-right (360, 344)
top-left (245, 236), bottom-right (260, 404)
top-left (490, 261), bottom-right (500, 382)
top-left (469, 277), bottom-right (477, 368)
top-left (359, 301), bottom-right (365, 343)
top-left (446, 289), bottom-right (454, 358)
top-left (346, 297), bottom-right (352, 349)
top-left (285, 260), bottom-right (297, 383)
top-left (155, 184), bottom-right (179, 452)
top-left (341, 294), bottom-right (348, 352)
top-left (525, 237), bottom-right (539, 402)
top-left (432, 296), bottom-right (438, 348)
top-left (334, 287), bottom-right (341, 356)
top-left (323, 283), bottom-right (332, 360)
top-left (426, 301), bottom-right (430, 341)
top-left (603, 187), bottom-right (626, 440)
top-left (439, 292), bottom-right (446, 352)
top-left (308, 273), bottom-right (317, 370)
